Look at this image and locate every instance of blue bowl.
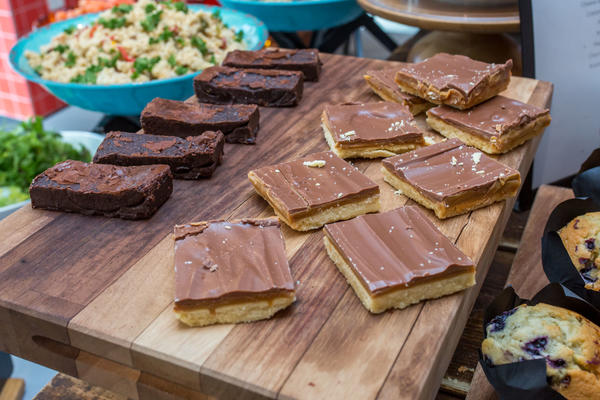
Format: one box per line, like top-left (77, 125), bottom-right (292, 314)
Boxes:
top-left (9, 5), bottom-right (268, 116)
top-left (219, 0), bottom-right (363, 32)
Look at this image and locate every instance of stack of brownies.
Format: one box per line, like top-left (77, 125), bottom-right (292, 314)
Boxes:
top-left (28, 48), bottom-right (323, 220)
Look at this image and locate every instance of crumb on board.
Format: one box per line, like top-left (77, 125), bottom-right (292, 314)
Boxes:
top-left (424, 136), bottom-right (436, 146)
top-left (303, 160), bottom-right (326, 168)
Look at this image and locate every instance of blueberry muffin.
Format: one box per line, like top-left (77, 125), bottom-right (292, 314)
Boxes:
top-left (558, 212), bottom-right (600, 291)
top-left (482, 303), bottom-right (600, 400)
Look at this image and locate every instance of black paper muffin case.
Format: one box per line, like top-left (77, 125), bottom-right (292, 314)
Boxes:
top-left (479, 283), bottom-right (600, 400)
top-left (541, 197), bottom-right (600, 307)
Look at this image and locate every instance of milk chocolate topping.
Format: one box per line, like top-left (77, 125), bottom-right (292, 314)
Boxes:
top-left (396, 53), bottom-right (513, 97)
top-left (41, 160), bottom-right (170, 193)
top-left (382, 138), bottom-right (519, 202)
top-left (324, 206), bottom-right (474, 294)
top-left (427, 95), bottom-right (550, 138)
top-left (324, 102), bottom-right (423, 145)
top-left (250, 151), bottom-right (379, 215)
top-left (196, 66), bottom-right (302, 90)
top-left (174, 218), bottom-right (294, 306)
top-left (365, 69), bottom-right (427, 104)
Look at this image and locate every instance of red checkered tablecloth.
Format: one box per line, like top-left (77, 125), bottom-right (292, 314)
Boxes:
top-left (0, 0), bottom-right (66, 120)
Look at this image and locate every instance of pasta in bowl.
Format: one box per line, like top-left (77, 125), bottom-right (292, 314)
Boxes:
top-left (10, 2), bottom-right (267, 115)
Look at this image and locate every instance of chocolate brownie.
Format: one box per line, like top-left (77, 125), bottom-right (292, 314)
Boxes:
top-left (93, 131), bottom-right (224, 180)
top-left (193, 66), bottom-right (303, 107)
top-left (29, 160), bottom-right (172, 219)
top-left (223, 48), bottom-right (321, 81)
top-left (141, 98), bottom-right (259, 144)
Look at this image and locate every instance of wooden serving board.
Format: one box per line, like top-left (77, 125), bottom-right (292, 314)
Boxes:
top-left (0, 54), bottom-right (552, 400)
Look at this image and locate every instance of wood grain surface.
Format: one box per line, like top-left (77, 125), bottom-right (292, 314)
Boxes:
top-left (0, 54), bottom-right (553, 400)
top-left (465, 185), bottom-right (574, 400)
top-left (0, 378), bottom-right (24, 400)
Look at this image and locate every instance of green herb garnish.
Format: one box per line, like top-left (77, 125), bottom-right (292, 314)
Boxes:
top-left (98, 17), bottom-right (126, 29)
top-left (70, 64), bottom-right (102, 84)
top-left (131, 56), bottom-right (161, 79)
top-left (98, 54), bottom-right (119, 68)
top-left (199, 17), bottom-right (209, 32)
top-left (112, 4), bottom-right (133, 14)
top-left (175, 37), bottom-right (185, 47)
top-left (65, 51), bottom-right (76, 67)
top-left (63, 25), bottom-right (76, 35)
top-left (210, 54), bottom-right (216, 64)
top-left (175, 65), bottom-right (188, 75)
top-left (141, 10), bottom-right (163, 32)
top-left (149, 37), bottom-right (160, 45)
top-left (174, 2), bottom-right (188, 13)
top-left (145, 3), bottom-right (156, 13)
top-left (53, 44), bottom-right (69, 54)
top-left (158, 26), bottom-right (174, 42)
top-left (167, 54), bottom-right (177, 67)
top-left (190, 36), bottom-right (208, 55)
top-left (211, 9), bottom-right (221, 21)
top-left (234, 30), bottom-right (244, 43)
top-left (0, 116), bottom-right (91, 203)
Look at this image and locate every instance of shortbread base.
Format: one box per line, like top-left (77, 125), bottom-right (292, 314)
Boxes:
top-left (285, 194), bottom-right (380, 231)
top-left (395, 70), bottom-right (511, 110)
top-left (323, 236), bottom-right (475, 313)
top-left (381, 166), bottom-right (520, 219)
top-left (249, 172), bottom-right (380, 231)
top-left (175, 294), bottom-right (295, 327)
top-left (322, 120), bottom-right (421, 159)
top-left (364, 77), bottom-right (432, 116)
top-left (426, 113), bottom-right (551, 154)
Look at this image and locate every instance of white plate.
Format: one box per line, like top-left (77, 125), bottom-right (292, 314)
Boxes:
top-left (0, 130), bottom-right (104, 220)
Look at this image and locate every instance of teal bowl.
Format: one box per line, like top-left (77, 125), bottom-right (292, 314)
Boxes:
top-left (9, 5), bottom-right (268, 116)
top-left (219, 0), bottom-right (363, 32)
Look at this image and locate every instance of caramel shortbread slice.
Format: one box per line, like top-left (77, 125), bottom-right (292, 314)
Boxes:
top-left (322, 102), bottom-right (425, 159)
top-left (427, 95), bottom-right (551, 154)
top-left (324, 206), bottom-right (475, 313)
top-left (248, 151), bottom-right (380, 231)
top-left (381, 138), bottom-right (521, 219)
top-left (395, 53), bottom-right (512, 110)
top-left (173, 218), bottom-right (295, 327)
